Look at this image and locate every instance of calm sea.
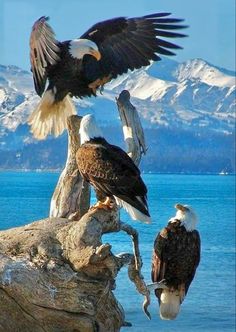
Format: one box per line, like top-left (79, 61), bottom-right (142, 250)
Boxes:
top-left (0, 172), bottom-right (235, 331)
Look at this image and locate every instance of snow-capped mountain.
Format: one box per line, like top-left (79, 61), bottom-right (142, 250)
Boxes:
top-left (104, 58), bottom-right (235, 131)
top-left (1, 58), bottom-right (235, 133)
top-left (0, 59), bottom-right (235, 172)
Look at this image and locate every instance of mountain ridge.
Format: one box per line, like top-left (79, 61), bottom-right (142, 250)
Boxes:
top-left (0, 58), bottom-right (235, 173)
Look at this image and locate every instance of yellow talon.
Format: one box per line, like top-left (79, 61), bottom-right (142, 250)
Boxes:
top-left (91, 197), bottom-right (114, 211)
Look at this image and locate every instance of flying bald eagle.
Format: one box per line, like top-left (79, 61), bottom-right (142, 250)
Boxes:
top-left (151, 204), bottom-right (200, 320)
top-left (76, 114), bottom-right (150, 223)
top-left (29, 13), bottom-right (187, 139)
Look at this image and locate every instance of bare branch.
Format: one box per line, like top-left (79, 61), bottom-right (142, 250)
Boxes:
top-left (116, 90), bottom-right (147, 166)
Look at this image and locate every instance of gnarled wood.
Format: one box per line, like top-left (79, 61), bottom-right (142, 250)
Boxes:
top-left (0, 208), bottom-right (151, 331)
top-left (49, 115), bottom-right (90, 219)
top-left (117, 90), bottom-right (147, 166)
top-left (116, 90), bottom-right (151, 317)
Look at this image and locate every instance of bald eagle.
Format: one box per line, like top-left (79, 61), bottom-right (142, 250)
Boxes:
top-left (151, 204), bottom-right (200, 320)
top-left (29, 13), bottom-right (186, 139)
top-left (76, 114), bottom-right (150, 223)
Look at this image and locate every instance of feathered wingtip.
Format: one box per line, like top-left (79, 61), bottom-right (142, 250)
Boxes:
top-left (114, 196), bottom-right (151, 223)
top-left (143, 12), bottom-right (189, 42)
top-left (32, 16), bottom-right (50, 29)
top-left (30, 15), bottom-right (60, 97)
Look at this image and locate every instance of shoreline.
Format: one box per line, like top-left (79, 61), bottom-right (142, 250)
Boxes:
top-left (0, 169), bottom-right (235, 176)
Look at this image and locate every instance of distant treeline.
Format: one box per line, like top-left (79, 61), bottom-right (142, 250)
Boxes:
top-left (0, 125), bottom-right (235, 174)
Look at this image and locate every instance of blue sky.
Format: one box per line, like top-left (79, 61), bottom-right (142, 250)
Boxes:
top-left (0, 0), bottom-right (235, 72)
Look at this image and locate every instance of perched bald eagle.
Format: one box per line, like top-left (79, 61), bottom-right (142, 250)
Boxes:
top-left (29, 13), bottom-right (187, 139)
top-left (151, 204), bottom-right (200, 320)
top-left (76, 114), bottom-right (150, 223)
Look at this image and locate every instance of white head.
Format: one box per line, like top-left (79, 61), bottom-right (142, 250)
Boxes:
top-left (79, 114), bottom-right (103, 144)
top-left (69, 38), bottom-right (101, 60)
top-left (170, 204), bottom-right (198, 231)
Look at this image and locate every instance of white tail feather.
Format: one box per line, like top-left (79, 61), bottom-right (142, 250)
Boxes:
top-left (159, 289), bottom-right (180, 320)
top-left (114, 196), bottom-right (151, 223)
top-left (28, 90), bottom-right (76, 140)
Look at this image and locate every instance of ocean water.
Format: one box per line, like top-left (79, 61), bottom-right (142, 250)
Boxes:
top-left (0, 172), bottom-right (235, 331)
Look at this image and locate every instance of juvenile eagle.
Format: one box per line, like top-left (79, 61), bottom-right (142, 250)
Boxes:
top-left (29, 13), bottom-right (186, 139)
top-left (76, 114), bottom-right (150, 223)
top-left (151, 204), bottom-right (200, 320)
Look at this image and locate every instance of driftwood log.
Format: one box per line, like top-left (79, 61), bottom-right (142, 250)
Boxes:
top-left (0, 91), bottom-right (153, 331)
top-left (0, 208), bottom-right (151, 331)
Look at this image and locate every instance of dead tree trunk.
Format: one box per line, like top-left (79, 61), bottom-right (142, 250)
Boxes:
top-left (49, 115), bottom-right (90, 219)
top-left (116, 90), bottom-right (147, 166)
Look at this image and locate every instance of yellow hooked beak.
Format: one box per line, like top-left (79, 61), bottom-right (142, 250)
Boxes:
top-left (90, 49), bottom-right (101, 61)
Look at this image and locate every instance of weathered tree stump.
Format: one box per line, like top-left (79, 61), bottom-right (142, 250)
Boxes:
top-left (0, 208), bottom-right (150, 331)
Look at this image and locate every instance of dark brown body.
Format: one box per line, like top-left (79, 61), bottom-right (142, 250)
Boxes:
top-left (76, 137), bottom-right (150, 218)
top-left (152, 219), bottom-right (200, 302)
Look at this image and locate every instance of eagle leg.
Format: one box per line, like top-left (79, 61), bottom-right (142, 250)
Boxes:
top-left (88, 75), bottom-right (112, 95)
top-left (91, 197), bottom-right (114, 211)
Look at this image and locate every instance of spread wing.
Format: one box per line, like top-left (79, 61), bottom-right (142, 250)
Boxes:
top-left (80, 13), bottom-right (187, 82)
top-left (77, 141), bottom-right (147, 211)
top-left (30, 16), bottom-right (60, 96)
